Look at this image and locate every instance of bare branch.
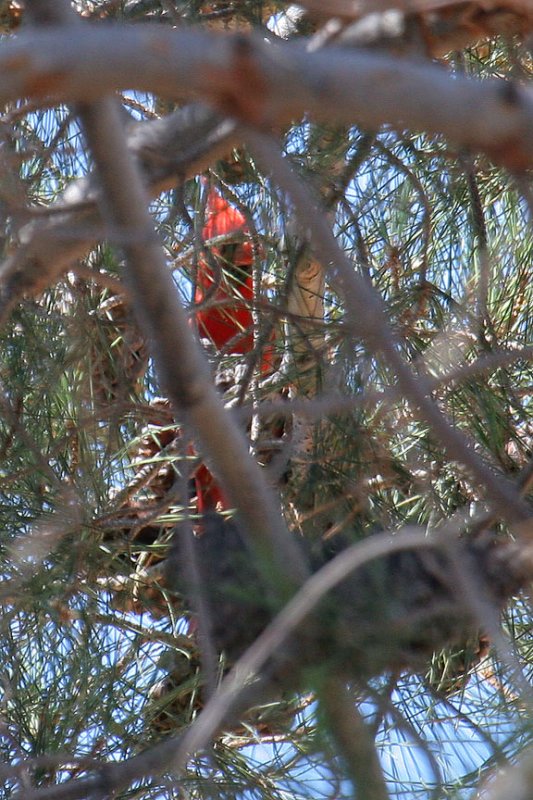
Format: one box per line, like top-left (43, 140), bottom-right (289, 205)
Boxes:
top-left (19, 522), bottom-right (530, 800)
top-left (477, 746), bottom-right (533, 800)
top-left (0, 25), bottom-right (531, 169)
top-left (19, 0), bottom-right (310, 608)
top-left (295, 0), bottom-right (531, 21)
top-left (12, 529), bottom-right (437, 800)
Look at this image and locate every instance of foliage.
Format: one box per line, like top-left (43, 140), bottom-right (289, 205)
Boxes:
top-left (0, 1), bottom-right (532, 799)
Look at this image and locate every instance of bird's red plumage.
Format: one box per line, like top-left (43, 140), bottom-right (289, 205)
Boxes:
top-left (195, 189), bottom-right (255, 353)
top-left (193, 188), bottom-right (276, 512)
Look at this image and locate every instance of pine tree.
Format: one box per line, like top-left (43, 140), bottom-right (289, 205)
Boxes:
top-left (0, 2), bottom-right (532, 798)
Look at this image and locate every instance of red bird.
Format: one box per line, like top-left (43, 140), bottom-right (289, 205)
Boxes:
top-left (192, 188), bottom-right (276, 513)
top-left (193, 189), bottom-right (253, 513)
top-left (195, 188), bottom-right (255, 354)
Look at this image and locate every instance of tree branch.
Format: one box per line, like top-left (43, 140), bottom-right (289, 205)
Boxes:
top-left (320, 677), bottom-right (390, 800)
top-left (0, 24), bottom-right (531, 170)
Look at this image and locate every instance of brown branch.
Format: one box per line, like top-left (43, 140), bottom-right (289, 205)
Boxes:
top-left (478, 746), bottom-right (533, 800)
top-left (280, 0), bottom-right (532, 56)
top-left (21, 0), bottom-right (310, 602)
top-left (236, 343), bottom-right (533, 428)
top-left (295, 0), bottom-right (532, 21)
top-left (1, 20), bottom-right (531, 322)
top-left (0, 25), bottom-right (531, 170)
top-left (12, 529), bottom-right (435, 800)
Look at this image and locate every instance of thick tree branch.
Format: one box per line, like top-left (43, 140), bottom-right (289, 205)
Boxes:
top-left (337, 4), bottom-right (532, 56)
top-left (321, 677), bottom-right (390, 800)
top-left (21, 0), bottom-right (309, 606)
top-left (0, 24), bottom-right (531, 170)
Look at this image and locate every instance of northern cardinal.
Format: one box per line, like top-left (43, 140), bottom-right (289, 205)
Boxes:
top-left (193, 189), bottom-right (252, 513)
top-left (195, 188), bottom-right (256, 354)
top-left (193, 188), bottom-right (276, 513)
